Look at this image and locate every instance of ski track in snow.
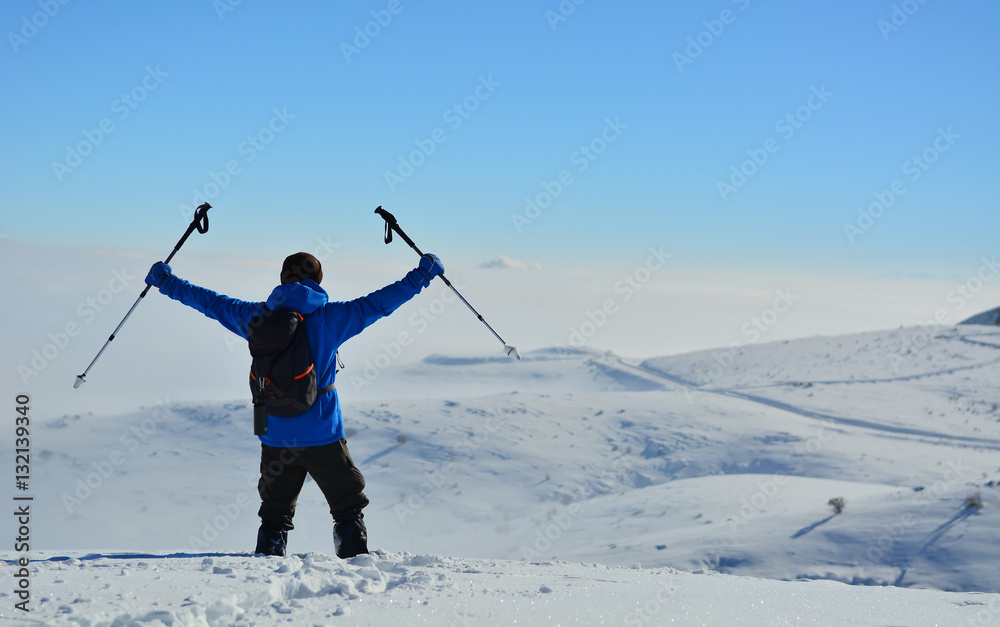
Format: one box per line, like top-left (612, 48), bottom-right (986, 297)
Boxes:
top-left (629, 328), bottom-right (1000, 450)
top-left (715, 388), bottom-right (1000, 450)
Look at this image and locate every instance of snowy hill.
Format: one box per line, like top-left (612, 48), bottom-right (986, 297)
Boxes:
top-left (963, 306), bottom-right (1000, 326)
top-left (3, 324), bottom-right (1000, 624)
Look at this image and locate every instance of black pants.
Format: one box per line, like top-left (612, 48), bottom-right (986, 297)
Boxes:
top-left (257, 439), bottom-right (369, 531)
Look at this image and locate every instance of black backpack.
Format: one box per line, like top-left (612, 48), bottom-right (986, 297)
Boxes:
top-left (247, 309), bottom-right (335, 418)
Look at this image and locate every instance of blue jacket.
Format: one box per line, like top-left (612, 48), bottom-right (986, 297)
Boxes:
top-left (156, 267), bottom-right (431, 447)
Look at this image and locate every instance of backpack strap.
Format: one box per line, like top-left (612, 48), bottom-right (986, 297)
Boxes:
top-left (302, 313), bottom-right (338, 396)
top-left (295, 311), bottom-right (338, 396)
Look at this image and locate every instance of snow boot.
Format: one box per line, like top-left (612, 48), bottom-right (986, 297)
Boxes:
top-left (255, 524), bottom-right (288, 556)
top-left (333, 513), bottom-right (368, 559)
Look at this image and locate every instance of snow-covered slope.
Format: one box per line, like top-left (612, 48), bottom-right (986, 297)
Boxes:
top-left (5, 551), bottom-right (997, 626)
top-left (339, 345), bottom-right (669, 401)
top-left (963, 306), bottom-right (1000, 326)
top-left (4, 324), bottom-right (999, 624)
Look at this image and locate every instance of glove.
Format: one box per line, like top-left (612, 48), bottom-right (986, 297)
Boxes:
top-left (418, 254), bottom-right (444, 281)
top-left (145, 261), bottom-right (172, 288)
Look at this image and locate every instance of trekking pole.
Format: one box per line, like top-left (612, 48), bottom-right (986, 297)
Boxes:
top-left (374, 206), bottom-right (520, 360)
top-left (74, 203), bottom-right (213, 388)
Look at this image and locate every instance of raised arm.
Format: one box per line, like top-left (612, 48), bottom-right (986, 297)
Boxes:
top-left (321, 255), bottom-right (444, 346)
top-left (147, 262), bottom-right (265, 339)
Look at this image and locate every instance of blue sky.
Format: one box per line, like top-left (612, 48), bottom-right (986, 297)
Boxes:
top-left (3, 0), bottom-right (997, 273)
top-left (2, 1), bottom-right (1000, 416)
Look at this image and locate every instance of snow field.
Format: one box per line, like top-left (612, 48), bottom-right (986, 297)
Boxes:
top-left (4, 551), bottom-right (998, 626)
top-left (3, 323), bottom-right (999, 624)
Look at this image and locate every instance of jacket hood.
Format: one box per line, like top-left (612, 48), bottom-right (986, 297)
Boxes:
top-left (265, 279), bottom-right (328, 315)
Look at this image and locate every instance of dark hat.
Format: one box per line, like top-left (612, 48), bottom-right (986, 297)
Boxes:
top-left (281, 252), bottom-right (323, 285)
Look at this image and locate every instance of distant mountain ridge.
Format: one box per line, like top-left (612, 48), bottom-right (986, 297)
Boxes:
top-left (961, 306), bottom-right (1000, 326)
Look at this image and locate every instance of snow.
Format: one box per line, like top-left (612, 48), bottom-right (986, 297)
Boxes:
top-left (3, 323), bottom-right (1000, 625)
top-left (4, 551), bottom-right (997, 626)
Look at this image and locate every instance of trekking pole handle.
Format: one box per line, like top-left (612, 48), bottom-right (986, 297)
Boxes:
top-left (375, 205), bottom-right (453, 287)
top-left (166, 203), bottom-right (211, 264)
top-left (372, 205), bottom-right (520, 360)
top-left (74, 202), bottom-right (212, 388)
top-left (375, 206), bottom-right (424, 256)
top-left (136, 203), bottom-right (212, 298)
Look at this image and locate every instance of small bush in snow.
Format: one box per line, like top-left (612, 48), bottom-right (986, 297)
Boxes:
top-left (964, 492), bottom-right (984, 510)
top-left (828, 497), bottom-right (846, 514)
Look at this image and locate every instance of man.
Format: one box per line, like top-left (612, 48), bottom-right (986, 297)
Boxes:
top-left (144, 250), bottom-right (444, 558)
